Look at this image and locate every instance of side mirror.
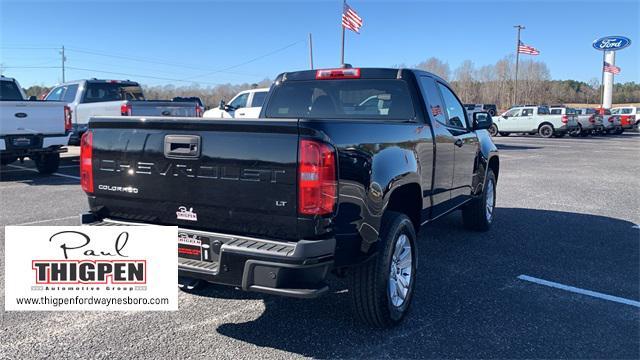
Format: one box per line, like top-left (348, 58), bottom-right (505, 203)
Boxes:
top-left (218, 100), bottom-right (226, 110)
top-left (28, 96), bottom-right (37, 101)
top-left (473, 111), bottom-right (493, 130)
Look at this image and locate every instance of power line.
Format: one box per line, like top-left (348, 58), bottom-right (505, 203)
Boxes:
top-left (65, 66), bottom-right (224, 86)
top-left (0, 47), bottom-right (59, 50)
top-left (1, 66), bottom-right (61, 69)
top-left (185, 40), bottom-right (304, 80)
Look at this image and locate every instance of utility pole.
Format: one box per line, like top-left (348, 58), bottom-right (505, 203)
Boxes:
top-left (60, 45), bottom-right (66, 82)
top-left (513, 25), bottom-right (524, 106)
top-left (308, 33), bottom-right (314, 69)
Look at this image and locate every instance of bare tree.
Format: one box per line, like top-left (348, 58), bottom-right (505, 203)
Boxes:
top-left (416, 57), bottom-right (451, 80)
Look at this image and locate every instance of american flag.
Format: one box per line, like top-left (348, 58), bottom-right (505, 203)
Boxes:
top-left (603, 62), bottom-right (621, 74)
top-left (342, 3), bottom-right (363, 33)
top-left (518, 41), bottom-right (540, 55)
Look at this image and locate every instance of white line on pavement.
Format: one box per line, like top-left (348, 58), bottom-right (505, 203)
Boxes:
top-left (7, 164), bottom-right (80, 180)
top-left (518, 274), bottom-right (640, 308)
top-left (58, 165), bottom-right (79, 169)
top-left (10, 215), bottom-right (78, 226)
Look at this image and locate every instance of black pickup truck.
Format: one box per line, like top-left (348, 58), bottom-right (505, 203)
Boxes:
top-left (80, 67), bottom-right (499, 327)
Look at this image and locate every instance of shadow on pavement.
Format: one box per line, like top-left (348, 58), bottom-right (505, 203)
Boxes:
top-left (495, 144), bottom-right (541, 150)
top-left (211, 207), bottom-right (639, 359)
top-left (0, 157), bottom-right (79, 185)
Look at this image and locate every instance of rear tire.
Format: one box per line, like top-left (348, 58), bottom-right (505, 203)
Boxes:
top-left (178, 276), bottom-right (205, 293)
top-left (538, 124), bottom-right (554, 138)
top-left (349, 211), bottom-right (417, 328)
top-left (462, 170), bottom-right (496, 232)
top-left (569, 125), bottom-right (582, 137)
top-left (34, 153), bottom-right (60, 174)
top-left (488, 124), bottom-right (498, 137)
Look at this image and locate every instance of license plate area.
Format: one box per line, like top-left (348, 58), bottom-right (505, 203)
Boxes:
top-left (178, 231), bottom-right (219, 263)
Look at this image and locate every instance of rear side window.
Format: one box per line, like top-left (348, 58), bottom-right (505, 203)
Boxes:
top-left (265, 80), bottom-right (415, 120)
top-left (62, 84), bottom-right (78, 103)
top-left (537, 107), bottom-right (550, 115)
top-left (550, 109), bottom-right (562, 115)
top-left (82, 83), bottom-right (144, 103)
top-left (0, 81), bottom-right (24, 101)
top-left (250, 91), bottom-right (267, 107)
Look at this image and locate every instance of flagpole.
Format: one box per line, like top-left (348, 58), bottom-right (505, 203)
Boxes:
top-left (340, 0), bottom-right (346, 65)
top-left (600, 51), bottom-right (605, 107)
top-left (309, 33), bottom-right (314, 69)
top-left (513, 25), bottom-right (524, 106)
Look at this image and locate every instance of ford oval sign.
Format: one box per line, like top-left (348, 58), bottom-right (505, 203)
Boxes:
top-left (592, 36), bottom-right (632, 51)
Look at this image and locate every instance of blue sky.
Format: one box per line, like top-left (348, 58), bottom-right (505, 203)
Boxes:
top-left (1, 0), bottom-right (638, 87)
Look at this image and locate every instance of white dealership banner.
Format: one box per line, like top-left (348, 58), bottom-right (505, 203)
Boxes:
top-left (5, 226), bottom-right (178, 311)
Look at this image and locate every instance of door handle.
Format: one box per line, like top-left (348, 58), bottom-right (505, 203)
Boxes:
top-left (164, 135), bottom-right (201, 159)
top-left (454, 139), bottom-right (464, 147)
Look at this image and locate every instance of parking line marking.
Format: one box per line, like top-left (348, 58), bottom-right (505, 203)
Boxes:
top-left (58, 165), bottom-right (79, 169)
top-left (518, 275), bottom-right (640, 308)
top-left (7, 164), bottom-right (81, 180)
top-left (11, 215), bottom-right (78, 226)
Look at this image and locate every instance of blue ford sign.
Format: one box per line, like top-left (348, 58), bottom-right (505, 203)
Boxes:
top-left (592, 36), bottom-right (632, 51)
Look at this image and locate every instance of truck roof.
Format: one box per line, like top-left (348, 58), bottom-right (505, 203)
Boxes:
top-left (56, 78), bottom-right (140, 86)
top-left (275, 67), bottom-right (448, 85)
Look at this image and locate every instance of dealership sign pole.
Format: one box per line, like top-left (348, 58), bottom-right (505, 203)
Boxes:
top-left (592, 36), bottom-right (631, 109)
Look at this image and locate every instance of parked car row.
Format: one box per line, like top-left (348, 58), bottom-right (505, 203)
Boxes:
top-left (486, 105), bottom-right (637, 138)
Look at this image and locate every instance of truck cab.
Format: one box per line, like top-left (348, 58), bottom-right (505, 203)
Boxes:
top-left (203, 88), bottom-right (269, 119)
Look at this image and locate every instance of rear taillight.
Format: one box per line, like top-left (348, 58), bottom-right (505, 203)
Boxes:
top-left (608, 116), bottom-right (614, 123)
top-left (561, 115), bottom-right (568, 124)
top-left (588, 115), bottom-right (596, 123)
top-left (298, 140), bottom-right (337, 215)
top-left (316, 68), bottom-right (361, 80)
top-left (120, 103), bottom-right (132, 116)
top-left (80, 131), bottom-right (94, 193)
top-left (64, 105), bottom-right (72, 132)
top-left (196, 105), bottom-right (203, 117)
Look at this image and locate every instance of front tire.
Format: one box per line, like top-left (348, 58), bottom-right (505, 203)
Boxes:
top-left (34, 153), bottom-right (60, 174)
top-left (462, 170), bottom-right (496, 231)
top-left (349, 211), bottom-right (417, 328)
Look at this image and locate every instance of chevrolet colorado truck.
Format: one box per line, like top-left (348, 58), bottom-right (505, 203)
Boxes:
top-left (1, 76), bottom-right (70, 173)
top-left (79, 67), bottom-right (499, 327)
top-left (45, 79), bottom-right (203, 145)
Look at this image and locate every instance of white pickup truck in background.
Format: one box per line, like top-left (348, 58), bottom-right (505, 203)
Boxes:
top-left (203, 88), bottom-right (268, 119)
top-left (1, 76), bottom-right (70, 173)
top-left (489, 105), bottom-right (579, 138)
top-left (45, 79), bottom-right (203, 144)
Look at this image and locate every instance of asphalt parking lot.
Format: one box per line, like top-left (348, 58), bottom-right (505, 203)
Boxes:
top-left (1, 134), bottom-right (639, 359)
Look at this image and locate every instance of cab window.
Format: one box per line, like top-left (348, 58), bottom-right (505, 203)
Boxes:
top-left (229, 93), bottom-right (249, 109)
top-left (436, 83), bottom-right (468, 128)
top-left (46, 86), bottom-right (65, 101)
top-left (250, 91), bottom-right (267, 108)
top-left (62, 84), bottom-right (78, 103)
top-left (504, 108), bottom-right (520, 117)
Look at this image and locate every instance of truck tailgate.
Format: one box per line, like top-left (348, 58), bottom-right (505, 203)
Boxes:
top-left (88, 117), bottom-right (299, 240)
top-left (1, 101), bottom-right (65, 135)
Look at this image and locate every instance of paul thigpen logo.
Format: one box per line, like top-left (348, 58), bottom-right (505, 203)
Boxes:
top-left (32, 231), bottom-right (146, 285)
